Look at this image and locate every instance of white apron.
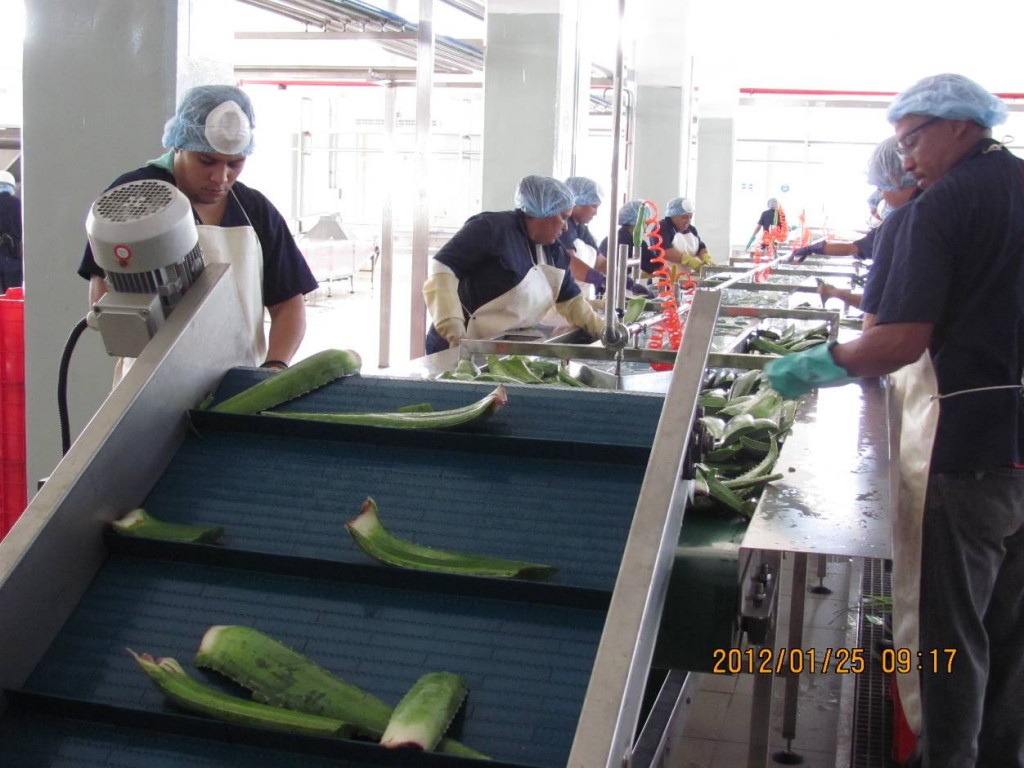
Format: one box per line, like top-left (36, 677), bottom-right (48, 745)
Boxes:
top-left (573, 238), bottom-right (598, 268)
top-left (672, 230), bottom-right (700, 257)
top-left (112, 194), bottom-right (265, 386)
top-left (887, 351), bottom-right (940, 736)
top-left (467, 245), bottom-right (565, 340)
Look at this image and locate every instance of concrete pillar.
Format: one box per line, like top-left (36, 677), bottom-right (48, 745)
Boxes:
top-left (628, 0), bottom-right (692, 214)
top-left (481, 0), bottom-right (582, 211)
top-left (22, 0), bottom-right (231, 497)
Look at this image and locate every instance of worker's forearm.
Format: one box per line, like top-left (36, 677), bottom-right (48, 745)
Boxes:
top-left (88, 275), bottom-right (107, 305)
top-left (568, 253), bottom-right (590, 282)
top-left (823, 242), bottom-right (861, 258)
top-left (660, 247), bottom-right (683, 264)
top-left (830, 322), bottom-right (932, 377)
top-left (265, 294), bottom-right (307, 364)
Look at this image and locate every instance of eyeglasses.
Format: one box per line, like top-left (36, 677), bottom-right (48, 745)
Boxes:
top-left (896, 116), bottom-right (943, 157)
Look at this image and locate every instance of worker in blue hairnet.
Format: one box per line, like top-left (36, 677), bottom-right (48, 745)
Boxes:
top-left (767, 73), bottom-right (1024, 768)
top-left (813, 135), bottom-right (922, 309)
top-left (659, 196), bottom-right (712, 271)
top-left (423, 175), bottom-right (604, 354)
top-left (746, 197), bottom-right (783, 252)
top-left (792, 136), bottom-right (919, 269)
top-left (0, 170), bottom-right (21, 292)
top-left (78, 85), bottom-right (317, 383)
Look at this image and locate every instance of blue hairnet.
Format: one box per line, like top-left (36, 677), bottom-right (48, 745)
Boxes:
top-left (665, 197), bottom-right (694, 217)
top-left (867, 188), bottom-right (883, 207)
top-left (162, 85), bottom-right (256, 156)
top-left (867, 136), bottom-right (918, 191)
top-left (565, 176), bottom-right (602, 206)
top-left (887, 73), bottom-right (1007, 128)
top-left (766, 198), bottom-right (778, 210)
top-left (617, 200), bottom-right (646, 226)
top-left (514, 176), bottom-right (575, 218)
top-left (0, 184), bottom-right (13, 195)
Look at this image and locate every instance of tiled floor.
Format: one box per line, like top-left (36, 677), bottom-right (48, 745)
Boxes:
top-left (297, 272), bottom-right (862, 768)
top-left (667, 555), bottom-right (859, 768)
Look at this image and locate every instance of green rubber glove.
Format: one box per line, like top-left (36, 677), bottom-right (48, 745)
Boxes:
top-left (764, 342), bottom-right (854, 399)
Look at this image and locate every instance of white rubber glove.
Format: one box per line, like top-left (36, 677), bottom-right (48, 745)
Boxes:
top-left (423, 268), bottom-right (466, 345)
top-left (556, 293), bottom-right (604, 338)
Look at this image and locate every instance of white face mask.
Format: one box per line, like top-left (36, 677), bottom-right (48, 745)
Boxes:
top-left (204, 100), bottom-right (252, 155)
top-left (876, 199), bottom-right (890, 220)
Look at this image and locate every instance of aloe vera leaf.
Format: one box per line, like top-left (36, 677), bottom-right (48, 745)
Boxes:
top-left (722, 473), bottom-right (784, 492)
top-left (556, 366), bottom-right (587, 388)
top-left (698, 416), bottom-right (726, 442)
top-left (210, 349), bottom-right (362, 414)
top-left (194, 626), bottom-right (489, 759)
top-left (494, 356), bottom-right (544, 384)
top-left (728, 368), bottom-right (761, 400)
top-left (523, 358), bottom-right (559, 379)
top-left (623, 297), bottom-right (647, 325)
top-left (727, 438), bottom-right (780, 485)
top-left (111, 509), bottom-right (223, 544)
top-left (380, 672), bottom-right (467, 750)
top-left (469, 372), bottom-right (521, 384)
top-left (696, 468), bottom-right (757, 518)
top-left (454, 358), bottom-right (481, 378)
top-left (397, 402), bottom-right (435, 413)
top-left (347, 498), bottom-right (558, 580)
top-left (632, 203), bottom-right (648, 247)
top-left (129, 650), bottom-right (355, 739)
top-left (262, 386), bottom-right (507, 429)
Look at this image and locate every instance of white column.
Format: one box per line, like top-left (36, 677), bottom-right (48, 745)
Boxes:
top-left (481, 0), bottom-right (581, 211)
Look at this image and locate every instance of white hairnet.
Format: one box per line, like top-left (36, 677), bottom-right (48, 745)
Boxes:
top-left (867, 136), bottom-right (918, 191)
top-left (766, 198), bottom-right (778, 210)
top-left (514, 176), bottom-right (575, 218)
top-left (162, 85), bottom-right (256, 156)
top-left (887, 73), bottom-right (1007, 128)
top-left (565, 176), bottom-right (602, 206)
top-left (665, 197), bottom-right (694, 217)
top-left (618, 200), bottom-right (646, 226)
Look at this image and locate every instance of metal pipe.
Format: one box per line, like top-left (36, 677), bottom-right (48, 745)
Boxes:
top-left (703, 257), bottom-right (783, 292)
top-left (378, 83), bottom-right (397, 368)
top-left (603, 0), bottom-right (627, 346)
top-left (408, 0), bottom-right (434, 359)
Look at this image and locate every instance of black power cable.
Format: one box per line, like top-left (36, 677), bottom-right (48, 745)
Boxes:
top-left (58, 317), bottom-right (90, 456)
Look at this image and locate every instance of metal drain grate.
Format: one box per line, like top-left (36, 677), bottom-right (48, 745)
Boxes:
top-left (851, 557), bottom-right (893, 767)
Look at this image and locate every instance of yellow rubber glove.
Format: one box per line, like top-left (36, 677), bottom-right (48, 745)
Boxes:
top-left (556, 293), bottom-right (604, 338)
top-left (423, 269), bottom-right (466, 345)
top-left (680, 255), bottom-right (704, 272)
top-left (700, 251), bottom-right (714, 266)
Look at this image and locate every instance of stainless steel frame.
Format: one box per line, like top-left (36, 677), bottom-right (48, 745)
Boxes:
top-left (0, 264), bottom-right (250, 704)
top-left (568, 289), bottom-right (722, 767)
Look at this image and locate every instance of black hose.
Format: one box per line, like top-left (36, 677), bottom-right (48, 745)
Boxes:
top-left (58, 317), bottom-right (91, 456)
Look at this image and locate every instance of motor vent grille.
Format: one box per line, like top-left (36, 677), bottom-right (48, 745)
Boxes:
top-left (94, 180), bottom-right (176, 223)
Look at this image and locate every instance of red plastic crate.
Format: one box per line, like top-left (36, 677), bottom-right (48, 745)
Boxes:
top-left (890, 674), bottom-right (918, 765)
top-left (0, 287), bottom-right (26, 532)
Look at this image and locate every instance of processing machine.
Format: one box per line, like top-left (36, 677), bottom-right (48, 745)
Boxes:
top-left (0, 220), bottom-right (892, 767)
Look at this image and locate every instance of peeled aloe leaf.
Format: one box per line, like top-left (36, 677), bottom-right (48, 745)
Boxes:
top-left (346, 498), bottom-right (557, 580)
top-left (112, 509), bottom-right (223, 544)
top-left (262, 386), bottom-right (507, 429)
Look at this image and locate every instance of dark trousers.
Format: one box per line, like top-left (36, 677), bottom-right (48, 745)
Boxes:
top-left (916, 467), bottom-right (1024, 767)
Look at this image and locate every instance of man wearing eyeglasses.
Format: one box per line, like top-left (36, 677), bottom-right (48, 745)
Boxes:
top-left (766, 74), bottom-right (1024, 768)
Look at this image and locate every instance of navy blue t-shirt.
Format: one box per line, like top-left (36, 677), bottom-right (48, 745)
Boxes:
top-left (875, 139), bottom-right (1024, 472)
top-left (78, 162), bottom-right (317, 307)
top-left (853, 228), bottom-right (876, 260)
top-left (599, 224), bottom-right (661, 274)
top-left (558, 216), bottom-right (598, 253)
top-left (859, 191), bottom-right (922, 316)
top-left (434, 209), bottom-right (580, 316)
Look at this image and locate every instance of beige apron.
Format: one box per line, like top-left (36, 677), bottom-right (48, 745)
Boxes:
top-left (112, 193), bottom-right (265, 386)
top-left (887, 351), bottom-right (940, 736)
top-left (573, 238), bottom-right (598, 268)
top-left (468, 245), bottom-right (565, 340)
